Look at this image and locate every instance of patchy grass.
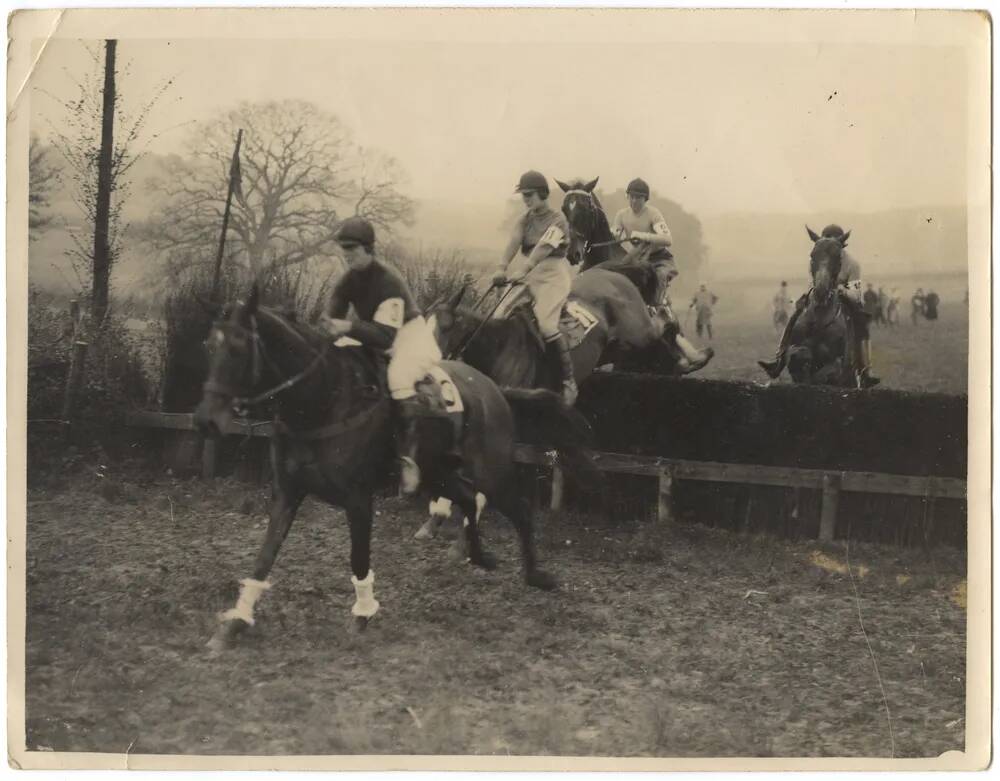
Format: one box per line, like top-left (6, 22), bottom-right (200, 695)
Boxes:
top-left (24, 472), bottom-right (965, 757)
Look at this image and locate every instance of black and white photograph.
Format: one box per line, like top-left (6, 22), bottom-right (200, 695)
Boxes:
top-left (7, 6), bottom-right (991, 771)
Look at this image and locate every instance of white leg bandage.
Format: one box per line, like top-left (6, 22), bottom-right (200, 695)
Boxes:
top-left (220, 578), bottom-right (271, 626)
top-left (351, 570), bottom-right (380, 618)
top-left (475, 492), bottom-right (487, 522)
top-left (430, 497), bottom-right (452, 519)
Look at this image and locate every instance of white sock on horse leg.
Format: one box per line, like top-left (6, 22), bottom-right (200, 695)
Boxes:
top-left (475, 492), bottom-right (487, 522)
top-left (220, 578), bottom-right (271, 625)
top-left (351, 570), bottom-right (380, 618)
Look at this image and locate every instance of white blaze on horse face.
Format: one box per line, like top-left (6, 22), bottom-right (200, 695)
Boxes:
top-left (220, 578), bottom-right (271, 626)
top-left (351, 570), bottom-right (380, 618)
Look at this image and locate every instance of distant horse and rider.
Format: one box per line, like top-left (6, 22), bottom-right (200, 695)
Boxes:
top-left (757, 224), bottom-right (879, 388)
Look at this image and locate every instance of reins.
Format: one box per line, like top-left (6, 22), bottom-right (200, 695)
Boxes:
top-left (445, 282), bottom-right (521, 360)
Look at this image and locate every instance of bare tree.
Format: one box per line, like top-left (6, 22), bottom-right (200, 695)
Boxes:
top-left (142, 100), bottom-right (415, 283)
top-left (44, 42), bottom-right (174, 296)
top-left (28, 135), bottom-right (60, 241)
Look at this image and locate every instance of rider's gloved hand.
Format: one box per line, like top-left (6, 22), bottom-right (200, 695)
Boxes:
top-left (491, 270), bottom-right (508, 287)
top-left (320, 314), bottom-right (353, 338)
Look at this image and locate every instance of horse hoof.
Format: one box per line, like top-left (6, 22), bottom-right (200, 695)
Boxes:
top-left (352, 615), bottom-right (372, 634)
top-left (526, 570), bottom-right (559, 591)
top-left (414, 521), bottom-right (437, 540)
top-left (473, 551), bottom-right (498, 571)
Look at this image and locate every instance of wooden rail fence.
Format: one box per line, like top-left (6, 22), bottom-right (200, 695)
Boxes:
top-left (127, 410), bottom-right (966, 543)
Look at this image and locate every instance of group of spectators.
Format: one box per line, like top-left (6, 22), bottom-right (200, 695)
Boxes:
top-left (863, 285), bottom-right (940, 326)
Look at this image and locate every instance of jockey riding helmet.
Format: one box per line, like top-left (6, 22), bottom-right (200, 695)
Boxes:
top-left (626, 178), bottom-right (650, 199)
top-left (336, 216), bottom-right (376, 249)
top-left (515, 170), bottom-right (550, 198)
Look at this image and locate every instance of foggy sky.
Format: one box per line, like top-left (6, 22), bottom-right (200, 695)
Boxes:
top-left (27, 9), bottom-right (982, 221)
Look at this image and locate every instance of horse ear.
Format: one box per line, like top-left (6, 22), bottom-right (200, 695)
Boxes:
top-left (840, 230), bottom-right (851, 246)
top-left (583, 177), bottom-right (599, 193)
top-left (555, 179), bottom-right (571, 193)
top-left (448, 285), bottom-right (466, 310)
top-left (806, 225), bottom-right (821, 243)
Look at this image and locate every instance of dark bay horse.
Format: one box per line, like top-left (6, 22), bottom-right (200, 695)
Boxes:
top-left (194, 286), bottom-right (599, 649)
top-left (783, 234), bottom-right (856, 386)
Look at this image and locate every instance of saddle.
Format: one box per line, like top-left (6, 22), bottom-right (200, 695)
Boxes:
top-left (506, 297), bottom-right (601, 352)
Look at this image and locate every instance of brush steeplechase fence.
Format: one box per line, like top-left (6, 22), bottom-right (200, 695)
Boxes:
top-left (127, 369), bottom-right (967, 548)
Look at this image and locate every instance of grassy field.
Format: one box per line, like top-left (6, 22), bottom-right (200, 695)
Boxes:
top-left (24, 469), bottom-right (966, 759)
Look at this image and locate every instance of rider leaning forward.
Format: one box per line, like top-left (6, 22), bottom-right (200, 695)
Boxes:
top-left (320, 216), bottom-right (463, 483)
top-left (758, 224), bottom-right (880, 388)
top-left (493, 170), bottom-right (578, 405)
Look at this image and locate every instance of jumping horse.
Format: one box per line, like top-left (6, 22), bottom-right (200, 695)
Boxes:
top-left (782, 231), bottom-right (858, 386)
top-left (194, 285), bottom-right (599, 649)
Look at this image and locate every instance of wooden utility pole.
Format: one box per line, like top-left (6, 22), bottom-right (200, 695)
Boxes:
top-left (91, 39), bottom-right (116, 331)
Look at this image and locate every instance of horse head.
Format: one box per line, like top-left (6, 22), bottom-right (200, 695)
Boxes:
top-left (557, 177), bottom-right (605, 264)
top-left (806, 229), bottom-right (844, 303)
top-left (195, 283), bottom-right (263, 437)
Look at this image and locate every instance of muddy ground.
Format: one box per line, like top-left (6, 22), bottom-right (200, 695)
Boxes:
top-left (24, 467), bottom-right (966, 759)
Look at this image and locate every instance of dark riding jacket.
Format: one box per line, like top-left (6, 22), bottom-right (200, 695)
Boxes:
top-left (327, 261), bottom-right (421, 350)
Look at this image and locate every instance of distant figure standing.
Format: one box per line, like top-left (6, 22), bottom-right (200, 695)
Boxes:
top-left (689, 283), bottom-right (718, 340)
top-left (863, 283), bottom-right (880, 322)
top-left (876, 286), bottom-right (888, 327)
top-left (886, 288), bottom-right (900, 326)
top-left (772, 280), bottom-right (792, 331)
top-left (924, 290), bottom-right (940, 320)
top-left (911, 287), bottom-right (926, 324)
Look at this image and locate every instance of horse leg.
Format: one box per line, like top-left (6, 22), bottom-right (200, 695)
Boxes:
top-left (208, 477), bottom-right (306, 652)
top-left (346, 490), bottom-right (379, 630)
top-left (493, 485), bottom-right (557, 591)
top-left (414, 496), bottom-right (451, 540)
top-left (442, 471), bottom-right (496, 571)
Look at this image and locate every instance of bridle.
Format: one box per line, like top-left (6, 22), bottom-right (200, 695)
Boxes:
top-left (563, 189), bottom-right (624, 257)
top-left (203, 311), bottom-right (331, 412)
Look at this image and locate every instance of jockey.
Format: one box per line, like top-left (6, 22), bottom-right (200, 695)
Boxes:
top-left (320, 216), bottom-right (463, 477)
top-left (612, 177), bottom-right (712, 373)
top-left (758, 224), bottom-right (880, 388)
top-left (492, 170), bottom-right (577, 405)
top-left (610, 178), bottom-right (675, 305)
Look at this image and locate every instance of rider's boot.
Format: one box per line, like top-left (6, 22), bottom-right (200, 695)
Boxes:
top-left (758, 306), bottom-right (802, 378)
top-left (857, 337), bottom-right (881, 388)
top-left (547, 333), bottom-right (578, 406)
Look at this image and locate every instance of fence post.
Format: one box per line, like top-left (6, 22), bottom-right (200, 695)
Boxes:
top-left (550, 465), bottom-right (565, 512)
top-left (201, 436), bottom-right (218, 479)
top-left (819, 473), bottom-right (841, 542)
top-left (61, 300), bottom-right (88, 442)
top-left (657, 466), bottom-right (675, 524)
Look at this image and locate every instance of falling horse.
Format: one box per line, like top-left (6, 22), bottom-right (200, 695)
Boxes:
top-left (782, 235), bottom-right (859, 386)
top-left (194, 286), bottom-right (600, 649)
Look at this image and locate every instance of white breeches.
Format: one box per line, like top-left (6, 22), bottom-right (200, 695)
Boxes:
top-left (387, 316), bottom-right (442, 400)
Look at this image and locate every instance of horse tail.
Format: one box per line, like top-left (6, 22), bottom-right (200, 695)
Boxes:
top-left (500, 388), bottom-right (604, 494)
